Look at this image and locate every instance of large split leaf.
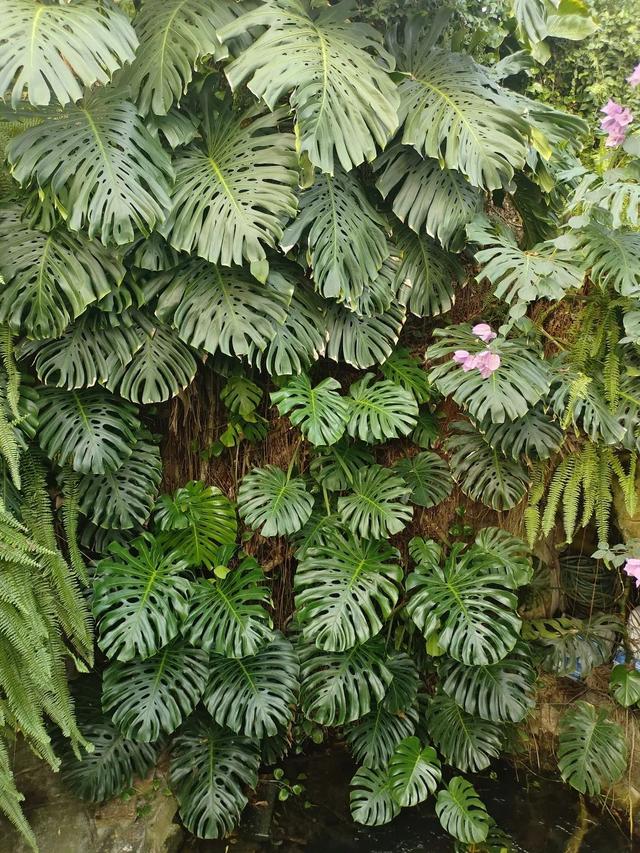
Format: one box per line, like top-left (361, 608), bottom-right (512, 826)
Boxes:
top-left (350, 766), bottom-right (399, 826)
top-left (337, 465), bottom-right (412, 539)
top-left (0, 207), bottom-right (124, 339)
top-left (406, 540), bottom-right (522, 665)
top-left (435, 777), bottom-right (489, 845)
top-left (325, 301), bottom-right (405, 369)
top-left (310, 441), bottom-right (375, 492)
top-left (574, 223), bottom-right (640, 298)
top-left (8, 91), bottom-right (173, 245)
top-left (345, 703), bottom-right (418, 769)
top-left (0, 0), bottom-right (138, 107)
top-left (163, 101), bottom-right (298, 269)
top-left (271, 375), bottom-right (349, 446)
top-left (170, 717), bottom-right (260, 839)
top-left (375, 146), bottom-right (483, 250)
top-left (394, 224), bottom-right (463, 318)
top-left (473, 527), bottom-right (533, 587)
top-left (237, 465), bottom-right (313, 537)
top-left (383, 653), bottom-right (421, 714)
top-left (428, 695), bottom-right (503, 773)
top-left (203, 633), bottom-right (299, 738)
top-left (389, 737), bottom-right (441, 808)
top-left (346, 374), bottom-right (418, 443)
top-left (281, 167), bottom-right (389, 309)
top-left (38, 388), bottom-right (140, 474)
top-left (379, 348), bottom-right (432, 405)
top-left (219, 0), bottom-right (400, 174)
top-left (299, 636), bottom-right (393, 726)
top-left (93, 536), bottom-right (191, 661)
top-left (103, 641), bottom-right (208, 741)
top-left (481, 403), bottom-right (564, 461)
top-left (558, 701), bottom-right (627, 795)
top-left (181, 557), bottom-right (272, 658)
top-left (393, 451), bottom-right (453, 508)
top-left (295, 529), bottom-right (402, 652)
top-left (155, 257), bottom-right (293, 358)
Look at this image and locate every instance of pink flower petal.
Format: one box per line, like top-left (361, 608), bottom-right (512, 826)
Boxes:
top-left (452, 350), bottom-right (470, 364)
top-left (628, 64), bottom-right (640, 88)
top-left (472, 323), bottom-right (497, 343)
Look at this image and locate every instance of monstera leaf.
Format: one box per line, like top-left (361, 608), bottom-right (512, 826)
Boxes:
top-left (394, 224), bottom-right (463, 318)
top-left (282, 167), bottom-right (389, 309)
top-left (355, 252), bottom-right (405, 317)
top-left (473, 527), bottom-right (533, 587)
top-left (375, 146), bottom-right (483, 250)
top-left (170, 717), bottom-right (260, 839)
top-left (435, 777), bottom-right (490, 845)
top-left (203, 633), bottom-right (299, 738)
top-left (337, 465), bottom-right (412, 539)
top-left (219, 0), bottom-right (400, 174)
top-left (467, 216), bottom-right (584, 308)
top-left (38, 388), bottom-right (140, 474)
top-left (558, 701), bottom-right (627, 795)
top-left (574, 222), bottom-right (640, 298)
top-left (154, 257), bottom-right (293, 359)
top-left (446, 421), bottom-right (530, 510)
top-left (77, 434), bottom-right (162, 530)
top-left (154, 481), bottom-right (237, 567)
top-left (162, 101), bottom-right (297, 270)
top-left (103, 641), bottom-right (208, 741)
top-left (350, 766), bottom-right (399, 826)
top-left (383, 653), bottom-right (420, 714)
top-left (345, 703), bottom-right (418, 769)
top-left (481, 404), bottom-right (564, 461)
top-left (325, 301), bottom-right (405, 369)
top-left (105, 313), bottom-right (198, 404)
top-left (391, 27), bottom-right (528, 189)
top-left (310, 441), bottom-right (375, 492)
top-left (0, 208), bottom-right (124, 339)
top-left (8, 91), bottom-right (173, 246)
top-left (388, 737), bottom-right (442, 808)
top-left (271, 375), bottom-right (349, 446)
top-left (428, 326), bottom-right (550, 423)
top-left (569, 166), bottom-right (640, 230)
top-left (392, 451), bottom-right (453, 508)
top-left (127, 0), bottom-right (245, 115)
top-left (428, 695), bottom-right (503, 773)
top-left (92, 536), bottom-right (191, 661)
top-left (610, 665), bottom-right (640, 708)
top-left (524, 614), bottom-right (620, 679)
top-left (181, 557), bottom-right (273, 658)
top-left (19, 312), bottom-right (141, 389)
top-left (295, 529), bottom-right (402, 652)
top-left (549, 361), bottom-right (625, 445)
top-left (346, 374), bottom-right (418, 442)
top-left (0, 0), bottom-right (138, 107)
top-left (380, 348), bottom-right (431, 404)
top-left (440, 644), bottom-right (536, 723)
top-left (299, 636), bottom-right (393, 726)
top-left (406, 540), bottom-right (522, 665)
top-left (220, 376), bottom-right (263, 417)
top-left (237, 465), bottom-right (313, 537)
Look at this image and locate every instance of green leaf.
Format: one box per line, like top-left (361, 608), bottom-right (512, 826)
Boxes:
top-left (392, 31), bottom-right (528, 190)
top-left (237, 465), bottom-right (313, 537)
top-left (271, 375), bottom-right (349, 446)
top-left (154, 481), bottom-right (237, 568)
top-left (428, 695), bottom-right (503, 773)
top-left (375, 146), bottom-right (483, 251)
top-left (346, 703), bottom-right (418, 769)
top-left (127, 0), bottom-right (245, 115)
top-left (337, 465), bottom-right (412, 539)
top-left (154, 257), bottom-right (293, 358)
top-left (347, 373), bottom-right (419, 443)
top-left (473, 527), bottom-right (533, 587)
top-left (203, 633), bottom-right (299, 738)
top-left (388, 737), bottom-right (441, 807)
top-left (326, 301), bottom-right (405, 369)
top-left (558, 701), bottom-right (627, 795)
top-left (310, 440), bottom-right (375, 492)
top-left (392, 451), bottom-right (453, 508)
top-left (549, 361), bottom-right (625, 445)
top-left (446, 420), bottom-right (530, 511)
top-left (8, 91), bottom-right (173, 246)
top-left (78, 433), bottom-right (162, 529)
top-left (406, 541), bottom-right (522, 665)
top-left (281, 167), bottom-right (389, 309)
top-left (525, 614), bottom-right (620, 679)
top-left (0, 206), bottom-right (124, 339)
top-left (299, 636), bottom-right (393, 726)
top-left (181, 557), bottom-right (273, 658)
top-left (170, 716), bottom-right (260, 839)
top-left (163, 101), bottom-right (297, 268)
top-left (440, 643), bottom-right (536, 723)
top-left (221, 376), bottom-right (263, 417)
top-left (610, 665), bottom-right (640, 708)
top-left (220, 0), bottom-right (400, 174)
top-left (103, 641), bottom-right (208, 741)
top-left (481, 404), bottom-right (564, 461)
top-left (380, 348), bottom-right (431, 404)
top-left (93, 536), bottom-right (191, 661)
top-left (355, 252), bottom-right (404, 318)
top-left (428, 325), bottom-right (550, 423)
top-left (394, 224), bottom-right (463, 318)
top-left (575, 223), bottom-right (640, 298)
top-left (435, 777), bottom-right (490, 844)
top-left (350, 766), bottom-right (400, 827)
top-left (38, 387), bottom-right (140, 474)
top-left (0, 0), bottom-right (138, 107)
top-left (295, 528), bottom-right (402, 651)
top-left (383, 653), bottom-right (420, 714)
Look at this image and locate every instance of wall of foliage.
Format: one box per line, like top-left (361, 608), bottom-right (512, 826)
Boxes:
top-left (1, 0), bottom-right (640, 849)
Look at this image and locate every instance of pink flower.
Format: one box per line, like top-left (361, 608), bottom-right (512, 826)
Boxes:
top-left (628, 64), bottom-right (640, 88)
top-left (624, 558), bottom-right (640, 588)
top-left (475, 351), bottom-right (501, 378)
top-left (472, 323), bottom-right (497, 343)
top-left (453, 350), bottom-right (470, 364)
top-left (600, 100), bottom-right (634, 147)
